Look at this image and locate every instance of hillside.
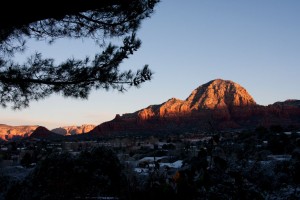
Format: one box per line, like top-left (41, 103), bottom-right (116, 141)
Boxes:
top-left (90, 79), bottom-right (300, 135)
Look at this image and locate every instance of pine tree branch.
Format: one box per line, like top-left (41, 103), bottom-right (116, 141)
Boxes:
top-left (0, 0), bottom-right (159, 109)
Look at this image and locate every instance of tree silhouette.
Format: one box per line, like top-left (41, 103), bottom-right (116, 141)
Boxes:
top-left (6, 147), bottom-right (125, 200)
top-left (0, 0), bottom-right (160, 109)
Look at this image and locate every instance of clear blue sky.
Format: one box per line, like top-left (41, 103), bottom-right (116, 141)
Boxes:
top-left (1, 0), bottom-right (300, 129)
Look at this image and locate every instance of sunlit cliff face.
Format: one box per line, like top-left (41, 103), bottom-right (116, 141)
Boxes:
top-left (136, 79), bottom-right (257, 120)
top-left (186, 79), bottom-right (256, 109)
top-left (0, 124), bottom-right (39, 140)
top-left (0, 124), bottom-right (96, 140)
top-left (51, 124), bottom-right (96, 136)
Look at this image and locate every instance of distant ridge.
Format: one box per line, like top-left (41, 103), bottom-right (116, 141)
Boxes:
top-left (0, 124), bottom-right (39, 140)
top-left (51, 124), bottom-right (96, 136)
top-left (0, 124), bottom-right (95, 140)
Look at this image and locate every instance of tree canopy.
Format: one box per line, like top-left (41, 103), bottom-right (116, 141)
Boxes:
top-left (0, 0), bottom-right (160, 109)
top-left (6, 147), bottom-right (126, 200)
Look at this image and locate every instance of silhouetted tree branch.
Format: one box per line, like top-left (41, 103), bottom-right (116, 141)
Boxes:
top-left (0, 0), bottom-right (159, 109)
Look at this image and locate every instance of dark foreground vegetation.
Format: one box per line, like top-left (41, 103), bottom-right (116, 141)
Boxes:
top-left (1, 125), bottom-right (300, 199)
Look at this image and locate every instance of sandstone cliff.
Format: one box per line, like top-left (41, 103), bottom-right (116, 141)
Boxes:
top-left (51, 124), bottom-right (96, 136)
top-left (0, 124), bottom-right (39, 140)
top-left (130, 79), bottom-right (257, 120)
top-left (90, 79), bottom-right (300, 135)
top-left (0, 124), bottom-right (95, 140)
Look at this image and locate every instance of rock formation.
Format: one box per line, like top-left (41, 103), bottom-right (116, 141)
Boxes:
top-left (51, 124), bottom-right (96, 136)
top-left (0, 124), bottom-right (95, 140)
top-left (90, 79), bottom-right (300, 135)
top-left (0, 124), bottom-right (38, 140)
top-left (127, 79), bottom-right (257, 120)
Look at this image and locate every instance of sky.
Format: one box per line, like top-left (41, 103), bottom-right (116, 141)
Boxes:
top-left (1, 0), bottom-right (300, 129)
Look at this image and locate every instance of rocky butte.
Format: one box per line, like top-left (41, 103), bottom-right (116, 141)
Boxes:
top-left (90, 79), bottom-right (300, 135)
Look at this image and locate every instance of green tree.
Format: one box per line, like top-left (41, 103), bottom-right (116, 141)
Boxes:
top-left (0, 0), bottom-right (159, 109)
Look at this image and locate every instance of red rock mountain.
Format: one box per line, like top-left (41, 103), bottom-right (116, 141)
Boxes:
top-left (0, 124), bottom-right (38, 140)
top-left (51, 124), bottom-right (96, 136)
top-left (90, 79), bottom-right (300, 135)
top-left (130, 79), bottom-right (256, 120)
top-left (0, 124), bottom-right (95, 140)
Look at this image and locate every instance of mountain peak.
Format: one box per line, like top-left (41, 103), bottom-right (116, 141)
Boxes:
top-left (186, 79), bottom-right (256, 109)
top-left (208, 78), bottom-right (234, 84)
top-left (133, 79), bottom-right (257, 120)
